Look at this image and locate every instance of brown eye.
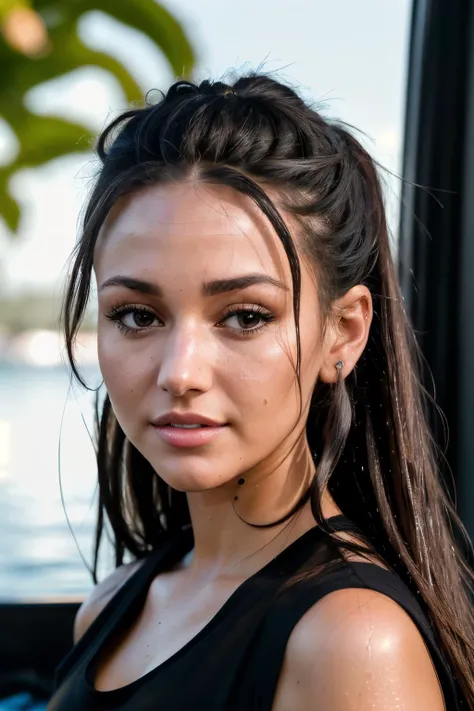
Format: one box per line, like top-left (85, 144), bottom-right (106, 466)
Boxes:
top-left (221, 307), bottom-right (274, 334)
top-left (129, 311), bottom-right (156, 328)
top-left (235, 312), bottom-right (263, 329)
top-left (105, 305), bottom-right (161, 334)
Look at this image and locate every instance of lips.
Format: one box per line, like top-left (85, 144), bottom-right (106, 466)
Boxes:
top-left (151, 412), bottom-right (224, 428)
top-left (151, 413), bottom-right (227, 449)
top-left (168, 423), bottom-right (206, 429)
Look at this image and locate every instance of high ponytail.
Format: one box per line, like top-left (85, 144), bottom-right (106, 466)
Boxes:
top-left (62, 74), bottom-right (474, 706)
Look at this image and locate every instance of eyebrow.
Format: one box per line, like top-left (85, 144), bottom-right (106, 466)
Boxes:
top-left (98, 274), bottom-right (289, 296)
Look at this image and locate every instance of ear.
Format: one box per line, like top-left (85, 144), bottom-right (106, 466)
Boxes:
top-left (319, 285), bottom-right (372, 384)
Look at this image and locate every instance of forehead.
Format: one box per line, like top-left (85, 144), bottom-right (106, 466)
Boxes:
top-left (94, 182), bottom-right (292, 284)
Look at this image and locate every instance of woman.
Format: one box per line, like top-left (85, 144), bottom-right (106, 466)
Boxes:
top-left (48, 75), bottom-right (474, 710)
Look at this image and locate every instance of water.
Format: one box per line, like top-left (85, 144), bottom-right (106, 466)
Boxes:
top-left (0, 364), bottom-right (106, 601)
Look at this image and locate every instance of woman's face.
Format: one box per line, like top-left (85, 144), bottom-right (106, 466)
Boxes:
top-left (94, 182), bottom-right (329, 493)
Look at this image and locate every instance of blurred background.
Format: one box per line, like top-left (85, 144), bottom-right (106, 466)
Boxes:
top-left (0, 0), bottom-right (472, 605)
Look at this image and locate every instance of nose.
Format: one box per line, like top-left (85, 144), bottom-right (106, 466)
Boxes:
top-left (156, 322), bottom-right (213, 397)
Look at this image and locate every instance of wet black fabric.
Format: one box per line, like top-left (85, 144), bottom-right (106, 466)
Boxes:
top-left (48, 515), bottom-right (463, 710)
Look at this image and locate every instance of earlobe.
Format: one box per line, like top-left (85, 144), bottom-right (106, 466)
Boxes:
top-left (320, 358), bottom-right (346, 384)
top-left (320, 286), bottom-right (372, 383)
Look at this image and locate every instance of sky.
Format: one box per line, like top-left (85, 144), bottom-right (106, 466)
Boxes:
top-left (0, 0), bottom-right (413, 296)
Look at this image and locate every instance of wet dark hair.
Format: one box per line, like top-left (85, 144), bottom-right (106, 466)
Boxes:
top-left (63, 74), bottom-right (474, 704)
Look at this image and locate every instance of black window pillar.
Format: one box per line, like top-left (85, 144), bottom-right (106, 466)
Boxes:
top-left (399, 0), bottom-right (474, 534)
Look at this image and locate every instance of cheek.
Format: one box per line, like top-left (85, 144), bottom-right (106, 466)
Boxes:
top-left (97, 328), bottom-right (150, 420)
top-left (246, 329), bottom-right (322, 431)
top-left (225, 336), bottom-right (300, 427)
top-left (98, 329), bottom-right (123, 387)
top-left (298, 298), bottom-right (326, 396)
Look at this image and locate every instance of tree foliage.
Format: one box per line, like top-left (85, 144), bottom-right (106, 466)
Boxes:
top-left (0, 0), bottom-right (195, 234)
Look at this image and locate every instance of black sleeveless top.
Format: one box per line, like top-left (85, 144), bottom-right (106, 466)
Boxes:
top-left (48, 515), bottom-right (464, 710)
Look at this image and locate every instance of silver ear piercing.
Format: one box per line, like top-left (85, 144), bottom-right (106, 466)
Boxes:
top-left (335, 360), bottom-right (344, 372)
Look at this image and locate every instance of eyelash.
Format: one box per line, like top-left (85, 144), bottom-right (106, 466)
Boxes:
top-left (104, 303), bottom-right (275, 338)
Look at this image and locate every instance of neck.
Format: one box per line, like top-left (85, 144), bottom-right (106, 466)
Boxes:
top-left (183, 441), bottom-right (340, 580)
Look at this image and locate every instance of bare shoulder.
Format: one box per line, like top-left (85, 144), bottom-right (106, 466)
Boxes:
top-left (73, 558), bottom-right (145, 643)
top-left (272, 587), bottom-right (446, 711)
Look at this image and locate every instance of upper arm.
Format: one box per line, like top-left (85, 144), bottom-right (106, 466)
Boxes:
top-left (273, 588), bottom-right (446, 711)
top-left (73, 559), bottom-right (144, 644)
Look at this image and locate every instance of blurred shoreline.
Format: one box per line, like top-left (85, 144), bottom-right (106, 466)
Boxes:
top-left (0, 329), bottom-right (98, 368)
top-left (0, 356), bottom-right (102, 599)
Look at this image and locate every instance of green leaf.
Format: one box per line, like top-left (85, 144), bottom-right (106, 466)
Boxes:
top-left (0, 112), bottom-right (95, 236)
top-left (85, 0), bottom-right (195, 78)
top-left (66, 34), bottom-right (144, 102)
top-left (33, 0), bottom-right (196, 77)
top-left (0, 1), bottom-right (33, 24)
top-left (0, 23), bottom-right (143, 104)
top-left (0, 0), bottom-right (196, 235)
top-left (0, 174), bottom-right (21, 233)
top-left (14, 113), bottom-right (95, 166)
top-left (0, 190), bottom-right (21, 233)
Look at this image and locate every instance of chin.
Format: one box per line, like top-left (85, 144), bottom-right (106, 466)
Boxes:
top-left (148, 454), bottom-right (235, 493)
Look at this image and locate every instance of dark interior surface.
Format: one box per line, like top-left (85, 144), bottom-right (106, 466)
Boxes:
top-left (0, 602), bottom-right (80, 699)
